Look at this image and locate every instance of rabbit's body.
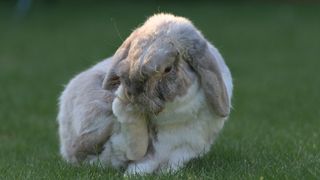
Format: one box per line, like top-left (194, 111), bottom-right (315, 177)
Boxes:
top-left (125, 80), bottom-right (226, 174)
top-left (58, 13), bottom-right (233, 175)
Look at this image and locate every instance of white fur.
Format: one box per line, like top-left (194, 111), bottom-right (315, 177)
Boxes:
top-left (125, 77), bottom-right (227, 174)
top-left (57, 13), bottom-right (233, 175)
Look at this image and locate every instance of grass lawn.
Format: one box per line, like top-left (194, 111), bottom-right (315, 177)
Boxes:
top-left (0, 1), bottom-right (319, 179)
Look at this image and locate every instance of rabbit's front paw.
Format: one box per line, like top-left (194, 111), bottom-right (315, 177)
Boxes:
top-left (125, 160), bottom-right (158, 176)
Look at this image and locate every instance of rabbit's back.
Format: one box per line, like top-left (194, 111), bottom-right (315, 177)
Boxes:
top-left (58, 58), bottom-right (116, 163)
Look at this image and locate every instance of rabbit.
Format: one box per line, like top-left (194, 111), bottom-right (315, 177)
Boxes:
top-left (57, 13), bottom-right (233, 175)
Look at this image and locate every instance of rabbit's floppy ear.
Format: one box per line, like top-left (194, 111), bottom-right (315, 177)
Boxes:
top-left (102, 30), bottom-right (139, 91)
top-left (187, 39), bottom-right (230, 117)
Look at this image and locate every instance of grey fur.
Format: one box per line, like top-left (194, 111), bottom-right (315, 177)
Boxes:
top-left (58, 13), bottom-right (232, 173)
top-left (103, 16), bottom-right (229, 117)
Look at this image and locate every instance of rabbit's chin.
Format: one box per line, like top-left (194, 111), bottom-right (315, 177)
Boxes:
top-left (134, 96), bottom-right (165, 116)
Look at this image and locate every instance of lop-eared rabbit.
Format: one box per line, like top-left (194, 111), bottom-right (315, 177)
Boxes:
top-left (58, 13), bottom-right (233, 175)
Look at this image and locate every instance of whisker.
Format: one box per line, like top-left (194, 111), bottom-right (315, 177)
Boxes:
top-left (110, 17), bottom-right (124, 41)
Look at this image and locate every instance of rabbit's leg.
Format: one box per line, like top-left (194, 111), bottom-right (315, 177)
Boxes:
top-left (125, 156), bottom-right (160, 175)
top-left (69, 99), bottom-right (116, 163)
top-left (60, 118), bottom-right (113, 164)
top-left (87, 114), bottom-right (149, 168)
top-left (160, 147), bottom-right (198, 173)
top-left (85, 131), bottom-right (128, 169)
top-left (71, 118), bottom-right (114, 162)
top-left (120, 117), bottom-right (148, 161)
top-left (112, 87), bottom-right (149, 161)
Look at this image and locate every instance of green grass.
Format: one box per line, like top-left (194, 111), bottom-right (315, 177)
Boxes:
top-left (1, 1), bottom-right (320, 179)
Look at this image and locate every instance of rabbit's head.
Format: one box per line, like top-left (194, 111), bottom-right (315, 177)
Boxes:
top-left (103, 14), bottom-right (230, 117)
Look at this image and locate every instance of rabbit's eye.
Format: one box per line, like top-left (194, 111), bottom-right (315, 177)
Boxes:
top-left (164, 66), bottom-right (172, 74)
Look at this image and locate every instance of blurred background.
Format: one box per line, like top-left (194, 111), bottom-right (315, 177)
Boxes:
top-left (0, 0), bottom-right (319, 179)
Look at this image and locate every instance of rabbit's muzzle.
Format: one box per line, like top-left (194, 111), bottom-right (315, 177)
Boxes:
top-left (121, 78), bottom-right (165, 115)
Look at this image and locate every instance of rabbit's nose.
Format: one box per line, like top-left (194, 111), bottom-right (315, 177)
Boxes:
top-left (125, 81), bottom-right (145, 97)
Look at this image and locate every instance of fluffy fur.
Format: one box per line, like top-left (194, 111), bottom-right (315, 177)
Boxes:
top-left (57, 13), bottom-right (233, 174)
